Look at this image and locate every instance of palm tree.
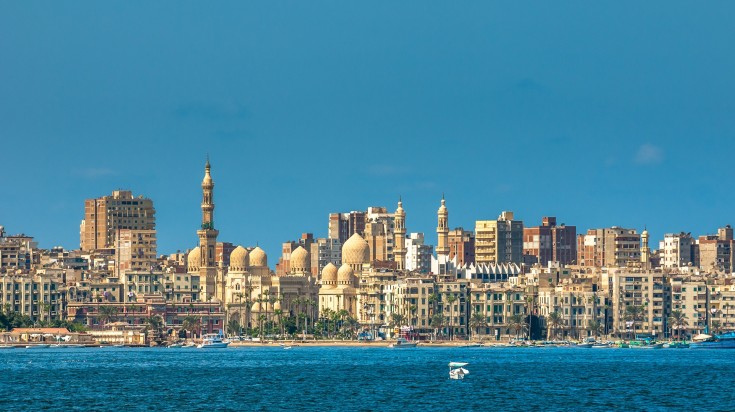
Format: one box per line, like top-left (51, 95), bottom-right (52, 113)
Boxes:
top-left (99, 305), bottom-right (119, 326)
top-left (227, 318), bottom-right (241, 337)
top-left (668, 310), bottom-right (689, 341)
top-left (624, 305), bottom-right (645, 340)
top-left (711, 320), bottom-right (723, 336)
top-left (446, 295), bottom-right (457, 340)
top-left (145, 315), bottom-right (164, 343)
top-left (586, 319), bottom-right (604, 339)
top-left (430, 314), bottom-right (444, 341)
top-left (274, 309), bottom-right (284, 339)
top-left (507, 314), bottom-right (527, 339)
top-left (469, 312), bottom-right (487, 340)
top-left (546, 311), bottom-right (563, 340)
top-left (182, 315), bottom-right (200, 339)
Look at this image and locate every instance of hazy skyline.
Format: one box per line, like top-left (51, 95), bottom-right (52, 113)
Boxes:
top-left (1, 2), bottom-right (734, 258)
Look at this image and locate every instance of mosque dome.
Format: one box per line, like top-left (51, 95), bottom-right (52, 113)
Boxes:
top-left (337, 264), bottom-right (355, 285)
top-left (321, 263), bottom-right (338, 288)
top-left (249, 246), bottom-right (268, 268)
top-left (438, 197), bottom-right (447, 214)
top-left (291, 246), bottom-right (310, 273)
top-left (229, 246), bottom-right (249, 272)
top-left (342, 233), bottom-right (370, 265)
top-left (187, 247), bottom-right (201, 272)
top-left (395, 199), bottom-right (405, 216)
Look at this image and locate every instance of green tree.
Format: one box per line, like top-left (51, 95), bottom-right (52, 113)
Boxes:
top-left (586, 319), bottom-right (604, 339)
top-left (182, 315), bottom-right (200, 339)
top-left (430, 314), bottom-right (444, 340)
top-left (546, 311), bottom-right (563, 340)
top-left (668, 310), bottom-right (688, 341)
top-left (624, 305), bottom-right (645, 339)
top-left (469, 312), bottom-right (487, 340)
top-left (507, 314), bottom-right (527, 339)
top-left (99, 305), bottom-right (119, 326)
top-left (446, 295), bottom-right (457, 340)
top-left (227, 318), bottom-right (241, 337)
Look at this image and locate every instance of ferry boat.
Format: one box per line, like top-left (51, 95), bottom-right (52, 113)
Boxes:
top-left (197, 334), bottom-right (230, 349)
top-left (690, 332), bottom-right (735, 349)
top-left (388, 337), bottom-right (417, 348)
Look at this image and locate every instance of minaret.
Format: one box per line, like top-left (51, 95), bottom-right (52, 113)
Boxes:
top-left (436, 195), bottom-right (449, 259)
top-left (393, 198), bottom-right (406, 271)
top-left (640, 229), bottom-right (650, 269)
top-left (197, 158), bottom-right (219, 299)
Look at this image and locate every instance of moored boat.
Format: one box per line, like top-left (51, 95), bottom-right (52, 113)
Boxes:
top-left (197, 333), bottom-right (230, 349)
top-left (449, 362), bottom-right (469, 380)
top-left (388, 337), bottom-right (417, 348)
top-left (25, 344), bottom-right (51, 349)
top-left (690, 332), bottom-right (735, 349)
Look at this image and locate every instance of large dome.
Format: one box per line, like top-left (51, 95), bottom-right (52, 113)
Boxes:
top-left (290, 246), bottom-right (310, 273)
top-left (249, 246), bottom-right (268, 268)
top-left (230, 246), bottom-right (249, 272)
top-left (187, 247), bottom-right (201, 272)
top-left (342, 233), bottom-right (370, 265)
top-left (321, 262), bottom-right (338, 288)
top-left (337, 263), bottom-right (355, 285)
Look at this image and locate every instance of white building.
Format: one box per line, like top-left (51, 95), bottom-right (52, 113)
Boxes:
top-left (659, 233), bottom-right (694, 268)
top-left (405, 233), bottom-right (433, 274)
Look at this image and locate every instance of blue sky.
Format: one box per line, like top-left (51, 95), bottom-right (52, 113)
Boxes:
top-left (1, 2), bottom-right (734, 260)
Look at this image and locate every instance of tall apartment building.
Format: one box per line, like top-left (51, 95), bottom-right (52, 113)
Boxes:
top-left (698, 225), bottom-right (734, 273)
top-left (577, 227), bottom-right (641, 268)
top-left (364, 207), bottom-right (395, 264)
top-left (80, 190), bottom-right (155, 251)
top-left (659, 233), bottom-right (695, 268)
top-left (114, 229), bottom-right (157, 277)
top-left (404, 233), bottom-right (433, 274)
top-left (475, 211), bottom-right (524, 265)
top-left (311, 237), bottom-right (342, 277)
top-left (448, 228), bottom-right (475, 266)
top-left (523, 217), bottom-right (576, 266)
top-left (0, 227), bottom-right (37, 273)
top-left (328, 211), bottom-right (366, 244)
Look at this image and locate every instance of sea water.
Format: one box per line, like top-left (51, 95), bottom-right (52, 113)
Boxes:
top-left (1, 346), bottom-right (734, 411)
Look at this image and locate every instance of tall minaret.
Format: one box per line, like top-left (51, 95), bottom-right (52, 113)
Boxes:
top-left (197, 158), bottom-right (219, 299)
top-left (640, 229), bottom-right (650, 269)
top-left (393, 198), bottom-right (406, 271)
top-left (436, 195), bottom-right (449, 259)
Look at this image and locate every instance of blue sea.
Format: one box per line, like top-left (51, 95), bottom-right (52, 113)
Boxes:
top-left (2, 346), bottom-right (734, 411)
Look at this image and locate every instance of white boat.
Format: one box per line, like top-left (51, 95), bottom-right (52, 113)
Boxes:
top-left (197, 334), bottom-right (230, 349)
top-left (388, 338), bottom-right (417, 348)
top-left (459, 343), bottom-right (484, 348)
top-left (168, 343), bottom-right (183, 348)
top-left (449, 362), bottom-right (469, 380)
top-left (25, 344), bottom-right (51, 349)
top-left (283, 346), bottom-right (292, 350)
top-left (0, 345), bottom-right (14, 349)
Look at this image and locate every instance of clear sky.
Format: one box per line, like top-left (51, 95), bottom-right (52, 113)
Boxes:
top-left (1, 2), bottom-right (734, 261)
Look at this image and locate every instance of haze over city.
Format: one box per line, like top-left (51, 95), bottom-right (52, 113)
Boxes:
top-left (2, 2), bottom-right (734, 257)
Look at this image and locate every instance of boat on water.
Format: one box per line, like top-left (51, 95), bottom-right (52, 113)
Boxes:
top-left (591, 343), bottom-right (612, 349)
top-left (690, 332), bottom-right (735, 349)
top-left (25, 344), bottom-right (51, 349)
top-left (197, 334), bottom-right (230, 349)
top-left (663, 342), bottom-right (689, 349)
top-left (182, 342), bottom-right (197, 348)
top-left (459, 343), bottom-right (483, 348)
top-left (0, 345), bottom-right (14, 349)
top-left (449, 362), bottom-right (469, 380)
top-left (388, 338), bottom-right (417, 348)
top-left (53, 344), bottom-right (85, 348)
top-left (283, 346), bottom-right (292, 350)
top-left (168, 343), bottom-right (183, 348)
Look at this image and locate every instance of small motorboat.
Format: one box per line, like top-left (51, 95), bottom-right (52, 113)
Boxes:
top-left (449, 362), bottom-right (469, 380)
top-left (283, 346), bottom-right (292, 350)
top-left (388, 338), bottom-right (417, 348)
top-left (168, 343), bottom-right (183, 348)
top-left (25, 344), bottom-right (51, 349)
top-left (197, 333), bottom-right (230, 349)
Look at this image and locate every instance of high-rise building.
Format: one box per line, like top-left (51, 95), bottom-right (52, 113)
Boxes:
top-left (364, 206), bottom-right (395, 264)
top-left (697, 225), bottom-right (734, 273)
top-left (405, 233), bottom-right (433, 274)
top-left (80, 190), bottom-right (155, 251)
top-left (311, 237), bottom-right (342, 276)
top-left (114, 229), bottom-right (157, 277)
top-left (328, 211), bottom-right (366, 244)
top-left (577, 227), bottom-right (640, 268)
top-left (475, 211), bottom-right (524, 265)
top-left (659, 232), bottom-right (695, 268)
top-left (523, 217), bottom-right (576, 266)
top-left (448, 228), bottom-right (474, 266)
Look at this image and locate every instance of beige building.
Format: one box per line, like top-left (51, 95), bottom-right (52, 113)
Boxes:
top-left (659, 233), bottom-right (695, 269)
top-left (0, 273), bottom-right (64, 323)
top-left (114, 229), bottom-right (157, 277)
top-left (578, 227), bottom-right (641, 268)
top-left (475, 211), bottom-right (524, 265)
top-left (80, 190), bottom-right (155, 251)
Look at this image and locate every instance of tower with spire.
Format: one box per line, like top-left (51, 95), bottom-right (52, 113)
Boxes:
top-left (436, 195), bottom-right (449, 259)
top-left (393, 198), bottom-right (406, 271)
top-left (197, 158), bottom-right (219, 299)
top-left (640, 228), bottom-right (650, 269)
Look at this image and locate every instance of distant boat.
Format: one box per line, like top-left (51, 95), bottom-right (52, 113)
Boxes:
top-left (449, 362), bottom-right (469, 380)
top-left (25, 344), bottom-right (51, 349)
top-left (283, 346), bottom-right (292, 350)
top-left (459, 343), bottom-right (483, 348)
top-left (388, 338), bottom-right (417, 348)
top-left (690, 332), bottom-right (735, 349)
top-left (197, 334), bottom-right (229, 349)
top-left (168, 343), bottom-right (183, 348)
top-left (0, 345), bottom-right (14, 349)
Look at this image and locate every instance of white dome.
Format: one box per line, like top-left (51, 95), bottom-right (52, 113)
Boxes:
top-left (321, 263), bottom-right (338, 288)
top-left (337, 264), bottom-right (355, 285)
top-left (187, 247), bottom-right (201, 272)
